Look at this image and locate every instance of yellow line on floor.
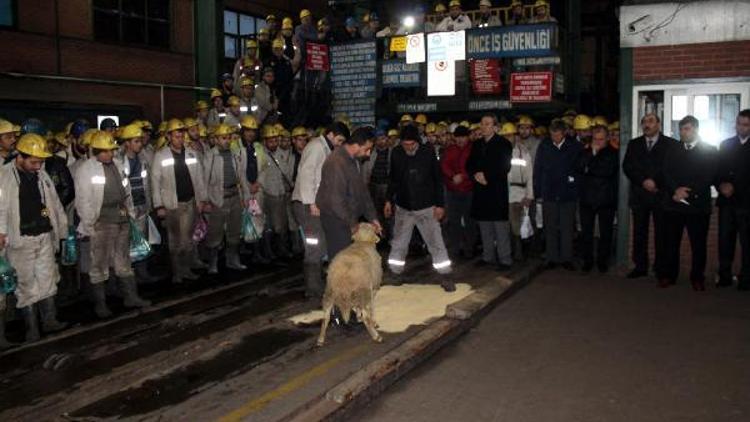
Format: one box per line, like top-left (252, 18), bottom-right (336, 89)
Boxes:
top-left (216, 343), bottom-right (370, 422)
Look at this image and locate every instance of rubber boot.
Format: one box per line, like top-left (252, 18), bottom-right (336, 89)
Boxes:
top-left (22, 305), bottom-right (41, 342)
top-left (134, 261), bottom-right (161, 284)
top-left (277, 231), bottom-right (293, 259)
top-left (91, 283), bottom-right (113, 318)
top-left (303, 263), bottom-right (323, 298)
top-left (38, 297), bottom-right (68, 333)
top-left (291, 231), bottom-right (304, 256)
top-left (0, 310), bottom-right (13, 350)
top-left (190, 247), bottom-right (209, 270)
top-left (250, 242), bottom-right (270, 265)
top-left (225, 244), bottom-right (248, 271)
top-left (262, 232), bottom-right (277, 261)
top-left (170, 253), bottom-right (183, 284)
top-left (207, 248), bottom-right (219, 274)
top-left (120, 276), bottom-right (151, 308)
top-left (512, 235), bottom-right (524, 262)
top-left (181, 252), bottom-right (201, 281)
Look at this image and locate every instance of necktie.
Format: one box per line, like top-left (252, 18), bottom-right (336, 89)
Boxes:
top-left (647, 140), bottom-right (653, 151)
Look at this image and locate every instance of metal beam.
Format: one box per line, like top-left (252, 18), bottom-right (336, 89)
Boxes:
top-left (616, 47), bottom-right (633, 268)
top-left (194, 0), bottom-right (221, 93)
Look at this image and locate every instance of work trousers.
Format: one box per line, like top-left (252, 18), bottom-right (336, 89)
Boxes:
top-left (206, 196), bottom-right (243, 249)
top-left (662, 211), bottom-right (710, 282)
top-left (292, 201), bottom-right (327, 264)
top-left (445, 191), bottom-right (477, 257)
top-left (580, 204), bottom-right (615, 266)
top-left (320, 212), bottom-right (352, 261)
top-left (543, 201), bottom-right (576, 264)
top-left (165, 201), bottom-right (196, 273)
top-left (508, 202), bottom-right (526, 237)
top-left (90, 221), bottom-right (133, 284)
top-left (6, 232), bottom-right (59, 308)
top-left (263, 193), bottom-right (289, 235)
top-left (369, 183), bottom-right (392, 240)
top-left (478, 221), bottom-right (512, 266)
top-left (718, 205), bottom-right (747, 282)
top-left (388, 206), bottom-right (452, 274)
top-left (631, 203), bottom-right (666, 273)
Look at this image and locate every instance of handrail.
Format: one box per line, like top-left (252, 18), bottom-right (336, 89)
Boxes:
top-left (426, 5), bottom-right (538, 24)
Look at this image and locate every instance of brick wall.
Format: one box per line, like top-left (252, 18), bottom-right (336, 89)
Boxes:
top-left (633, 40), bottom-right (750, 82)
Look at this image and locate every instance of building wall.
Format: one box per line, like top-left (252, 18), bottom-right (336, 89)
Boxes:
top-left (223, 0), bottom-right (328, 18)
top-left (633, 40), bottom-right (750, 82)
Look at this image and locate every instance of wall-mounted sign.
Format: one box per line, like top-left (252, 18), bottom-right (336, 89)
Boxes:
top-left (382, 60), bottom-right (421, 87)
top-left (330, 41), bottom-right (377, 127)
top-left (305, 42), bottom-right (330, 71)
top-left (466, 24), bottom-right (556, 59)
top-left (397, 103), bottom-right (439, 113)
top-left (513, 56), bottom-right (561, 66)
top-left (390, 36), bottom-right (407, 52)
top-left (470, 59), bottom-right (502, 95)
top-left (468, 100), bottom-right (511, 111)
top-left (510, 72), bottom-right (553, 102)
top-left (427, 31), bottom-right (466, 62)
top-left (406, 33), bottom-right (425, 64)
top-left (427, 60), bottom-right (455, 96)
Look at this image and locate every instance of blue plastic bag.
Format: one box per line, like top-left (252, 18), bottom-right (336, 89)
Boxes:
top-left (0, 255), bottom-right (17, 294)
top-left (242, 210), bottom-right (262, 243)
top-left (61, 226), bottom-right (78, 266)
top-left (129, 219), bottom-right (152, 263)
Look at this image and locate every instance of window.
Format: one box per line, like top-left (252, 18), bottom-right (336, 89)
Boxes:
top-left (224, 10), bottom-right (265, 59)
top-left (0, 0), bottom-right (15, 27)
top-left (93, 0), bottom-right (171, 49)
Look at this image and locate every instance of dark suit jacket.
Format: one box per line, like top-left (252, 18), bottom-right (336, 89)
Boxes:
top-left (622, 133), bottom-right (679, 208)
top-left (662, 140), bottom-right (718, 215)
top-left (466, 134), bottom-right (513, 221)
top-left (717, 136), bottom-right (750, 209)
top-left (576, 146), bottom-right (619, 209)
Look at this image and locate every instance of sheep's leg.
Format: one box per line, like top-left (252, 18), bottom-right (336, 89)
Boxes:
top-left (363, 305), bottom-right (382, 343)
top-left (317, 302), bottom-right (334, 346)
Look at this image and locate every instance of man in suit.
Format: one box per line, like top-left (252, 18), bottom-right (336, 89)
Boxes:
top-left (716, 109), bottom-right (750, 290)
top-left (660, 116), bottom-right (718, 291)
top-left (622, 113), bottom-right (678, 279)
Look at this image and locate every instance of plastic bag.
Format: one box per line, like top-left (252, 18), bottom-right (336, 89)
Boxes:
top-left (147, 216), bottom-right (162, 245)
top-left (242, 210), bottom-right (262, 243)
top-left (192, 214), bottom-right (208, 243)
top-left (61, 226), bottom-right (78, 266)
top-left (129, 219), bottom-right (152, 263)
top-left (520, 207), bottom-right (535, 240)
top-left (0, 255), bottom-right (18, 294)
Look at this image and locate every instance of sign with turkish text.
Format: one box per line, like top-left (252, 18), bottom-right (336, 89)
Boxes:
top-left (390, 36), bottom-right (407, 52)
top-left (305, 42), bottom-right (330, 71)
top-left (427, 31), bottom-right (466, 62)
top-left (470, 59), bottom-right (502, 95)
top-left (406, 33), bottom-right (426, 64)
top-left (381, 59), bottom-right (421, 87)
top-left (330, 41), bottom-right (377, 127)
top-left (466, 24), bottom-right (556, 59)
top-left (510, 72), bottom-right (553, 102)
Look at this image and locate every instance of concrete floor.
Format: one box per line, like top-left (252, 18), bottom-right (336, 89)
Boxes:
top-left (356, 270), bottom-right (750, 422)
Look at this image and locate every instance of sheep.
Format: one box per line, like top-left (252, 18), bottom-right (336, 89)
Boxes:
top-left (317, 223), bottom-right (383, 346)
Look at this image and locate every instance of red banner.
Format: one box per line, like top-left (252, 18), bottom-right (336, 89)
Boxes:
top-left (470, 59), bottom-right (502, 95)
top-left (305, 42), bottom-right (330, 71)
top-left (510, 72), bottom-right (553, 102)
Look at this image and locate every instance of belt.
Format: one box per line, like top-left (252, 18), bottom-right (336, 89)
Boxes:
top-left (510, 183), bottom-right (527, 187)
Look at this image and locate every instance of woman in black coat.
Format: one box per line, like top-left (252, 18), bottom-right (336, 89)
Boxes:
top-left (577, 126), bottom-right (619, 272)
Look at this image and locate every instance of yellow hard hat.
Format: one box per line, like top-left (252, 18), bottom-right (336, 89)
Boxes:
top-left (243, 56), bottom-right (259, 68)
top-left (435, 3), bottom-right (447, 12)
top-left (210, 88), bottom-right (223, 99)
top-left (517, 115), bottom-right (535, 127)
top-left (166, 118), bottom-right (186, 133)
top-left (155, 135), bottom-right (168, 150)
top-left (534, 0), bottom-right (549, 8)
top-left (0, 118), bottom-right (14, 135)
top-left (80, 128), bottom-right (100, 147)
top-left (262, 125), bottom-right (279, 138)
top-left (511, 0), bottom-right (523, 6)
top-left (119, 123), bottom-right (143, 140)
top-left (300, 9), bottom-right (311, 19)
top-left (199, 124), bottom-right (208, 138)
top-left (608, 121), bottom-right (620, 131)
top-left (415, 114), bottom-right (428, 125)
top-left (317, 19), bottom-right (328, 30)
top-left (183, 117), bottom-right (199, 128)
top-left (240, 77), bottom-right (254, 87)
top-left (500, 122), bottom-right (518, 136)
top-left (573, 114), bottom-right (593, 131)
top-left (479, 0), bottom-right (492, 7)
top-left (214, 124), bottom-right (234, 137)
top-left (282, 17), bottom-right (293, 30)
top-left (227, 96), bottom-right (241, 107)
top-left (158, 121), bottom-right (168, 134)
top-left (280, 129), bottom-right (291, 138)
top-left (89, 131), bottom-right (118, 150)
top-left (259, 27), bottom-right (269, 36)
top-left (470, 123), bottom-right (480, 131)
top-left (53, 132), bottom-right (69, 146)
top-left (246, 39), bottom-right (258, 49)
top-left (563, 108), bottom-right (577, 117)
top-left (459, 120), bottom-right (470, 128)
top-left (15, 133), bottom-right (51, 158)
top-left (139, 120), bottom-right (153, 131)
top-left (195, 100), bottom-right (209, 111)
top-left (425, 122), bottom-right (437, 134)
top-left (291, 126), bottom-right (308, 137)
top-left (399, 114), bottom-right (413, 123)
top-left (387, 129), bottom-right (399, 137)
top-left (535, 126), bottom-right (549, 137)
top-left (272, 38), bottom-right (285, 49)
top-left (449, 0), bottom-right (461, 7)
top-left (592, 115), bottom-right (608, 127)
top-left (266, 14), bottom-right (277, 22)
top-left (240, 115), bottom-right (259, 130)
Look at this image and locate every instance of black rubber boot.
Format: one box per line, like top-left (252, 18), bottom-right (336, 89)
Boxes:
top-left (225, 244), bottom-right (247, 271)
top-left (0, 310), bottom-right (13, 350)
top-left (207, 248), bottom-right (219, 275)
top-left (22, 305), bottom-right (41, 343)
top-left (120, 276), bottom-right (151, 308)
top-left (250, 243), bottom-right (270, 265)
top-left (134, 261), bottom-right (161, 283)
top-left (91, 283), bottom-right (113, 318)
top-left (39, 297), bottom-right (68, 333)
top-left (304, 263), bottom-right (324, 298)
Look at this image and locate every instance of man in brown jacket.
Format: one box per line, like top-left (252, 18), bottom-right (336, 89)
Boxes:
top-left (316, 126), bottom-right (381, 259)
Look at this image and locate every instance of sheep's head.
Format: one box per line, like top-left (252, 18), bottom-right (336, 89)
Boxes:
top-left (352, 223), bottom-right (380, 244)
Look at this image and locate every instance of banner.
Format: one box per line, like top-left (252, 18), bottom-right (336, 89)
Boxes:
top-left (470, 59), bottom-right (501, 95)
top-left (406, 33), bottom-right (425, 64)
top-left (390, 36), bottom-right (407, 52)
top-left (330, 41), bottom-right (377, 127)
top-left (382, 59), bottom-right (421, 87)
top-left (510, 72), bottom-right (553, 102)
top-left (427, 31), bottom-right (466, 62)
top-left (427, 60), bottom-right (455, 97)
top-left (466, 24), bottom-right (556, 59)
top-left (305, 42), bottom-right (330, 71)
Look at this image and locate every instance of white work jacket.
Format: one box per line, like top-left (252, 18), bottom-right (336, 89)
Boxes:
top-left (74, 157), bottom-right (135, 236)
top-left (203, 146), bottom-right (250, 208)
top-left (291, 136), bottom-right (332, 204)
top-left (150, 146), bottom-right (208, 211)
top-left (508, 142), bottom-right (535, 204)
top-left (116, 150), bottom-right (153, 210)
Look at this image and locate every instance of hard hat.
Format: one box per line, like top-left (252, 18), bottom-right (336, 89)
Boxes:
top-left (435, 3), bottom-right (447, 12)
top-left (99, 118), bottom-right (117, 131)
top-left (227, 96), bottom-right (241, 107)
top-left (317, 19), bottom-right (327, 30)
top-left (80, 128), bottom-right (99, 147)
top-left (459, 120), bottom-right (470, 128)
top-left (274, 122), bottom-right (286, 132)
top-left (291, 126), bottom-right (308, 137)
top-left (511, 0), bottom-right (523, 7)
top-left (563, 108), bottom-right (577, 117)
top-left (183, 117), bottom-right (199, 128)
top-left (592, 115), bottom-right (608, 127)
top-left (15, 133), bottom-right (51, 158)
top-left (367, 12), bottom-right (379, 22)
top-left (300, 9), bottom-right (311, 19)
top-left (246, 39), bottom-right (258, 49)
top-left (53, 132), bottom-right (69, 146)
top-left (415, 114), bottom-right (428, 125)
top-left (242, 56), bottom-right (258, 69)
top-left (608, 121), bottom-right (620, 131)
top-left (210, 88), bottom-right (222, 99)
top-left (479, 0), bottom-right (492, 7)
top-left (214, 124), bottom-right (234, 137)
top-left (155, 136), bottom-right (168, 150)
top-left (280, 129), bottom-right (291, 138)
top-left (469, 123), bottom-right (480, 131)
top-left (387, 129), bottom-right (399, 137)
top-left (272, 38), bottom-right (285, 49)
top-left (221, 72), bottom-right (233, 81)
top-left (119, 123), bottom-right (143, 140)
top-left (89, 131), bottom-right (118, 150)
top-left (449, 0), bottom-right (461, 7)
top-left (12, 124), bottom-right (21, 135)
top-left (195, 100), bottom-right (209, 111)
top-left (158, 120), bottom-right (168, 134)
top-left (425, 122), bottom-right (437, 134)
top-left (266, 14), bottom-right (277, 22)
top-left (534, 0), bottom-right (549, 8)
top-left (240, 77), bottom-right (254, 87)
top-left (21, 118), bottom-right (46, 135)
top-left (262, 125), bottom-right (279, 138)
top-left (240, 115), bottom-right (259, 130)
top-left (139, 120), bottom-right (153, 131)
top-left (535, 126), bottom-right (548, 137)
top-left (517, 115), bottom-right (535, 127)
top-left (258, 27), bottom-right (269, 36)
top-left (345, 17), bottom-right (356, 28)
top-left (500, 122), bottom-right (518, 136)
top-left (0, 118), bottom-right (14, 135)
top-left (399, 114), bottom-right (413, 123)
top-left (573, 114), bottom-right (593, 131)
top-left (199, 124), bottom-right (207, 138)
top-left (282, 17), bottom-right (293, 30)
top-left (166, 118), bottom-right (186, 133)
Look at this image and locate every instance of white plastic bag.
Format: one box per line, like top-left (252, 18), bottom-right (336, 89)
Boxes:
top-left (520, 207), bottom-right (535, 240)
top-left (147, 216), bottom-right (162, 245)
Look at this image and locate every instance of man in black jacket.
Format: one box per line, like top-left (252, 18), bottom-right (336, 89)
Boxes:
top-left (622, 113), bottom-right (678, 279)
top-left (660, 115), bottom-right (718, 291)
top-left (716, 109), bottom-right (750, 290)
top-left (385, 125), bottom-right (454, 291)
top-left (577, 125), bottom-right (619, 273)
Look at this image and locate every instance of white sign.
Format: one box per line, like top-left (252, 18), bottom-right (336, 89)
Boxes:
top-left (427, 60), bottom-right (455, 96)
top-left (406, 33), bottom-right (426, 64)
top-left (427, 31), bottom-right (466, 62)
